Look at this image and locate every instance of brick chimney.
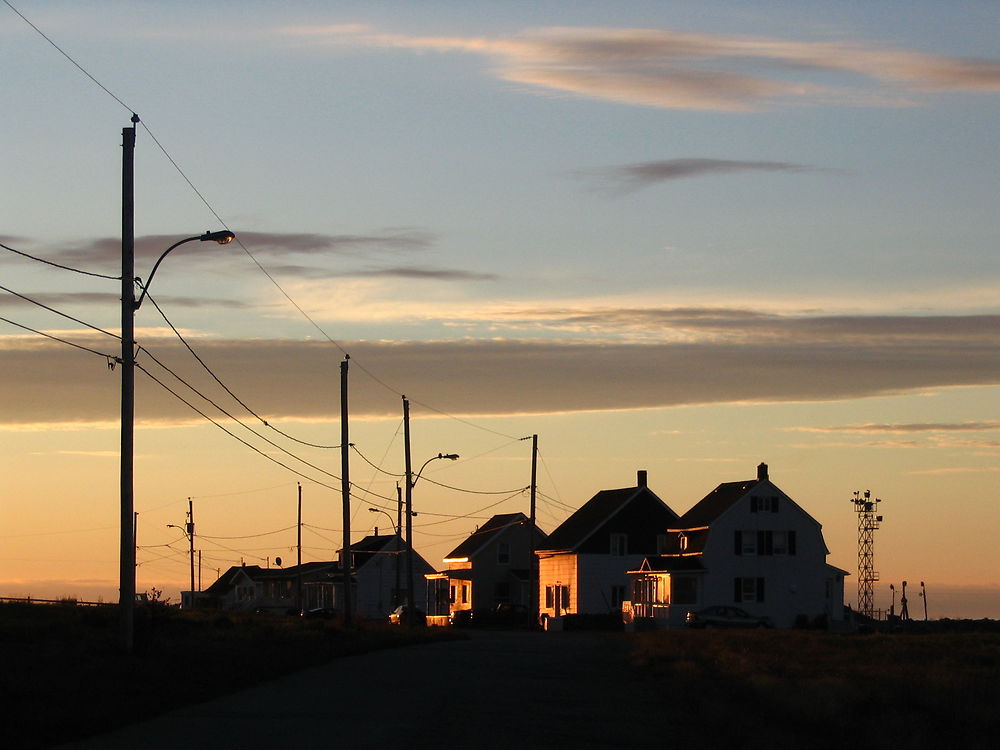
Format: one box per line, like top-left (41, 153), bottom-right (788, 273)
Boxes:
top-left (637, 470), bottom-right (647, 487)
top-left (757, 462), bottom-right (768, 481)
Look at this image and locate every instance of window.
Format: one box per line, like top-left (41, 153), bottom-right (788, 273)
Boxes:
top-left (672, 576), bottom-right (697, 605)
top-left (449, 585), bottom-right (456, 604)
top-left (461, 583), bottom-right (469, 604)
top-left (610, 533), bottom-right (628, 556)
top-left (497, 542), bottom-right (510, 565)
top-left (656, 534), bottom-right (668, 553)
top-left (734, 577), bottom-right (765, 603)
top-left (773, 531), bottom-right (788, 555)
top-left (610, 585), bottom-right (626, 609)
top-left (679, 533), bottom-right (689, 552)
top-left (545, 585), bottom-right (554, 609)
top-left (751, 495), bottom-right (779, 513)
top-left (735, 530), bottom-right (756, 555)
top-left (560, 585), bottom-right (570, 610)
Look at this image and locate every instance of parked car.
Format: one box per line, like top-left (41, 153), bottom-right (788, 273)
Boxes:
top-left (685, 605), bottom-right (773, 629)
top-left (389, 605), bottom-right (426, 626)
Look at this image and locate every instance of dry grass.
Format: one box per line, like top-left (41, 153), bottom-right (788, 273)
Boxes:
top-left (630, 629), bottom-right (999, 749)
top-left (0, 601), bottom-right (459, 748)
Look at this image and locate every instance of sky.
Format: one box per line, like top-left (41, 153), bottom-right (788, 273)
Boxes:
top-left (2, 0), bottom-right (998, 618)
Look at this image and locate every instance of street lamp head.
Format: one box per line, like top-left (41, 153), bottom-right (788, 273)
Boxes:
top-left (200, 230), bottom-right (235, 245)
top-left (439, 453), bottom-right (460, 460)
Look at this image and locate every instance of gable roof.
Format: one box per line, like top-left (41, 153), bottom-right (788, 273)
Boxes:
top-left (676, 479), bottom-right (759, 528)
top-left (444, 513), bottom-right (531, 561)
top-left (347, 534), bottom-right (400, 569)
top-left (539, 484), bottom-right (676, 553)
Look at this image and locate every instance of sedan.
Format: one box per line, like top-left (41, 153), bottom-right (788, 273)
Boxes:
top-left (685, 605), bottom-right (773, 629)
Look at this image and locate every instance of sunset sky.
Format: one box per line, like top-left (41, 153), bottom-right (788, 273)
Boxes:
top-left (2, 0), bottom-right (998, 618)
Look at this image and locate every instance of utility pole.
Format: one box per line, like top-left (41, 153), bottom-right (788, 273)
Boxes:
top-left (297, 482), bottom-right (303, 615)
top-left (120, 116), bottom-right (138, 653)
top-left (340, 356), bottom-right (352, 625)
top-left (403, 396), bottom-right (414, 624)
top-left (528, 434), bottom-right (538, 628)
top-left (187, 498), bottom-right (196, 597)
top-left (395, 484), bottom-right (403, 607)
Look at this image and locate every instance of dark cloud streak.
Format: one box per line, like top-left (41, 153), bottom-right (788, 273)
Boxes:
top-left (577, 158), bottom-right (823, 192)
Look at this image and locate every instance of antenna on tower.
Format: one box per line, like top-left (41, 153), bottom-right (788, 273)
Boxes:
top-left (851, 490), bottom-right (883, 619)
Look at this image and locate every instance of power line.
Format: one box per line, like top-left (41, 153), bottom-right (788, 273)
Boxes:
top-left (0, 241), bottom-right (120, 280)
top-left (134, 361), bottom-right (398, 506)
top-left (5, 0), bottom-right (535, 446)
top-left (144, 293), bottom-right (342, 449)
top-left (135, 344), bottom-right (351, 487)
top-left (0, 283), bottom-right (120, 339)
top-left (0, 315), bottom-right (117, 360)
top-left (2, 0), bottom-right (135, 114)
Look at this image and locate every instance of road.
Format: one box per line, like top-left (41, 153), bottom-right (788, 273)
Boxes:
top-left (64, 630), bottom-right (662, 749)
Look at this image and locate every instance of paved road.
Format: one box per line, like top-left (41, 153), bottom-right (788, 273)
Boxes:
top-left (65, 630), bottom-right (661, 749)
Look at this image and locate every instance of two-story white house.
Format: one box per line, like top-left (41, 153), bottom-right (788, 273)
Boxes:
top-left (536, 470), bottom-right (679, 623)
top-left (626, 463), bottom-right (847, 629)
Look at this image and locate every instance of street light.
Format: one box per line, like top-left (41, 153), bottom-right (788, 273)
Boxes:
top-left (404, 452), bottom-right (459, 624)
top-left (135, 231), bottom-right (235, 310)
top-left (118, 133), bottom-right (234, 652)
top-left (368, 507), bottom-right (397, 534)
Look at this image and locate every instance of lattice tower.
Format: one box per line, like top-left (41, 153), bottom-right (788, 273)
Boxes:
top-left (852, 490), bottom-right (882, 618)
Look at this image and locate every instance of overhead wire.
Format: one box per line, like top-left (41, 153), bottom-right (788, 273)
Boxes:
top-left (6, 0), bottom-right (545, 511)
top-left (0, 283), bottom-right (120, 339)
top-left (0, 240), bottom-right (121, 280)
top-left (0, 315), bottom-right (117, 360)
top-left (143, 293), bottom-right (341, 449)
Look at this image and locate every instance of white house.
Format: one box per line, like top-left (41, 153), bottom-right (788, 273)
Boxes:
top-left (536, 470), bottom-right (679, 622)
top-left (425, 512), bottom-right (547, 624)
top-left (625, 463), bottom-right (847, 629)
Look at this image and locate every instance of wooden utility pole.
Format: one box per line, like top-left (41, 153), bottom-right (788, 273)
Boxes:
top-left (119, 117), bottom-right (137, 652)
top-left (528, 434), bottom-right (538, 628)
top-left (297, 482), bottom-right (303, 615)
top-left (187, 498), bottom-right (195, 597)
top-left (403, 396), bottom-right (415, 623)
top-left (395, 484), bottom-right (403, 607)
top-left (340, 356), bottom-right (352, 625)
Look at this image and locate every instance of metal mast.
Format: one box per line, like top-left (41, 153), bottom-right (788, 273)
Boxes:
top-left (851, 490), bottom-right (883, 618)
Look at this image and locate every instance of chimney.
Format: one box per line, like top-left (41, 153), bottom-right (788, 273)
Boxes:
top-left (374, 526), bottom-right (378, 536)
top-left (757, 462), bottom-right (768, 481)
top-left (637, 470), bottom-right (647, 487)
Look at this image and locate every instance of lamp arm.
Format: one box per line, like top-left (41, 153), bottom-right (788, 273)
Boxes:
top-left (135, 235), bottom-right (201, 309)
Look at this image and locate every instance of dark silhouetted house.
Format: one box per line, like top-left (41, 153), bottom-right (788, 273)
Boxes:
top-left (341, 533), bottom-right (433, 619)
top-left (425, 512), bottom-right (547, 624)
top-left (536, 471), bottom-right (679, 622)
top-left (196, 561), bottom-right (339, 613)
top-left (625, 463), bottom-right (847, 629)
top-left (193, 533), bottom-right (433, 620)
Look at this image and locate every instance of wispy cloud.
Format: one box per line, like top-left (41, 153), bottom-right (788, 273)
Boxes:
top-left (282, 25), bottom-right (1000, 111)
top-left (575, 159), bottom-right (823, 193)
top-left (792, 421), bottom-right (1000, 434)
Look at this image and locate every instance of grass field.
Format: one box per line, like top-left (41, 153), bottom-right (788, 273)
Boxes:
top-left (630, 628), bottom-right (1000, 749)
top-left (0, 600), bottom-right (459, 748)
top-left (3, 601), bottom-right (998, 749)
